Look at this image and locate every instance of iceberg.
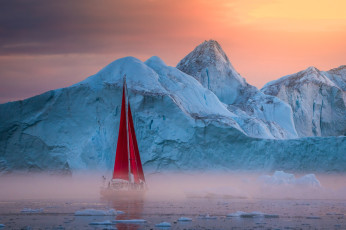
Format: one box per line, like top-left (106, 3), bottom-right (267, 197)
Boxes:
top-left (259, 171), bottom-right (321, 187)
top-left (0, 41), bottom-right (345, 174)
top-left (177, 40), bottom-right (298, 139)
top-left (262, 66), bottom-right (346, 137)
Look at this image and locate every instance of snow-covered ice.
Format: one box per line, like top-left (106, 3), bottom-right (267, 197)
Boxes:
top-left (74, 209), bottom-right (117, 216)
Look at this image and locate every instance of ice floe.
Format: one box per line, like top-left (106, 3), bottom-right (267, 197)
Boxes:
top-left (306, 216), bottom-right (321, 219)
top-left (89, 220), bottom-right (114, 225)
top-left (178, 217), bottom-right (192, 221)
top-left (326, 212), bottom-right (344, 216)
top-left (155, 222), bottom-right (171, 227)
top-left (0, 224), bottom-right (5, 228)
top-left (74, 209), bottom-right (117, 216)
top-left (227, 211), bottom-right (279, 218)
top-left (21, 208), bottom-right (44, 213)
top-left (198, 214), bottom-right (217, 219)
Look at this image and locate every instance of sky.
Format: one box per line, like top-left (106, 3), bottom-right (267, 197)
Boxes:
top-left (0, 0), bottom-right (345, 103)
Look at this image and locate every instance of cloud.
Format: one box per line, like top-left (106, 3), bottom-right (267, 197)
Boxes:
top-left (0, 0), bottom-right (224, 55)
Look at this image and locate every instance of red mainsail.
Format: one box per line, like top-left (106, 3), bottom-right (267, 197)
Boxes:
top-left (112, 79), bottom-right (145, 184)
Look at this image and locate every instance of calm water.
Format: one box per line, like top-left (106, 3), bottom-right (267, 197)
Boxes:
top-left (0, 197), bottom-right (345, 229)
top-left (1, 172), bottom-right (345, 229)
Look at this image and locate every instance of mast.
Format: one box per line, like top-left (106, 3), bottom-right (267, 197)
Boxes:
top-left (124, 75), bottom-right (133, 183)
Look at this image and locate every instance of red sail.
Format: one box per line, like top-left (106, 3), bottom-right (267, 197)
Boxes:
top-left (128, 103), bottom-right (146, 183)
top-left (112, 85), bottom-right (129, 180)
top-left (128, 118), bottom-right (139, 183)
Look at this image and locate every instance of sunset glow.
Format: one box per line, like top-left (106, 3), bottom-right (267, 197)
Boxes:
top-left (0, 0), bottom-right (345, 103)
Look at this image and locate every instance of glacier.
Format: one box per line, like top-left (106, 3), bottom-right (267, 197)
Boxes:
top-left (0, 40), bottom-right (345, 174)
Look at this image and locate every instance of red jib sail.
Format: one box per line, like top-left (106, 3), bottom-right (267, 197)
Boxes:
top-left (112, 84), bottom-right (129, 181)
top-left (112, 79), bottom-right (145, 184)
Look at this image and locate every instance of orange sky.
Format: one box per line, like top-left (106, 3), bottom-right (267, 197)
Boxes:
top-left (0, 0), bottom-right (345, 103)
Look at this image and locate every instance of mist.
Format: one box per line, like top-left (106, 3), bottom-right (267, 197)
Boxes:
top-left (1, 171), bottom-right (345, 201)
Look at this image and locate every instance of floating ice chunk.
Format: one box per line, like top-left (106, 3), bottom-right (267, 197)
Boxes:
top-left (227, 211), bottom-right (247, 217)
top-left (260, 171), bottom-right (295, 185)
top-left (74, 209), bottom-right (117, 216)
top-left (21, 208), bottom-right (44, 213)
top-left (0, 224), bottom-right (5, 228)
top-left (227, 211), bottom-right (279, 218)
top-left (178, 217), bottom-right (192, 221)
top-left (263, 214), bottom-right (280, 218)
top-left (306, 216), bottom-right (321, 219)
top-left (155, 222), bottom-right (171, 227)
top-left (259, 171), bottom-right (321, 187)
top-left (296, 174), bottom-right (321, 187)
top-left (113, 219), bottom-right (146, 223)
top-left (326, 212), bottom-right (344, 216)
top-left (116, 210), bottom-right (125, 214)
top-left (89, 220), bottom-right (114, 225)
top-left (198, 214), bottom-right (217, 219)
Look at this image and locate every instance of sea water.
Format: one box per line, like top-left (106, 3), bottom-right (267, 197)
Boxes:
top-left (0, 172), bottom-right (345, 229)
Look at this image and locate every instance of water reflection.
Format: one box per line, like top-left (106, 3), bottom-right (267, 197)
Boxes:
top-left (102, 195), bottom-right (145, 230)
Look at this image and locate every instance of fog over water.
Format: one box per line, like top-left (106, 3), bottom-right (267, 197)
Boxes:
top-left (1, 171), bottom-right (345, 201)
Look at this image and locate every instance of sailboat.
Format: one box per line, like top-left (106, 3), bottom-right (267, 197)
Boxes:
top-left (101, 75), bottom-right (147, 198)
